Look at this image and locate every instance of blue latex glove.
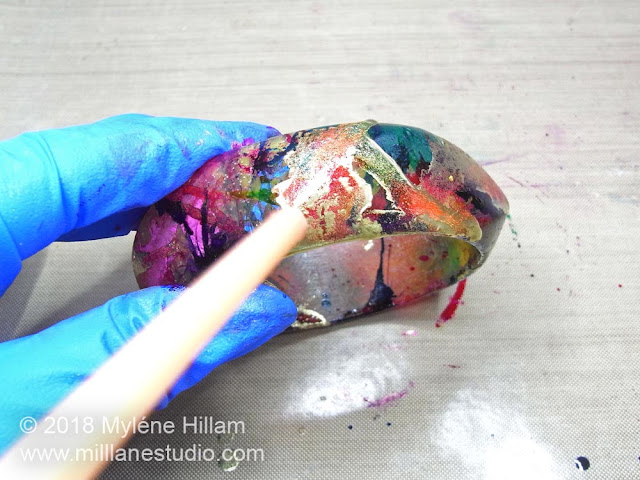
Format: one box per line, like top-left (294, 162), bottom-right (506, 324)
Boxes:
top-left (0, 115), bottom-right (297, 452)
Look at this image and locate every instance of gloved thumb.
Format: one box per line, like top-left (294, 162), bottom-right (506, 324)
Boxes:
top-left (0, 284), bottom-right (296, 452)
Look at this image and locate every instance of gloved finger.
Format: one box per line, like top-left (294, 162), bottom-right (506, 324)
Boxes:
top-left (0, 284), bottom-right (296, 452)
top-left (56, 207), bottom-right (148, 241)
top-left (0, 114), bottom-right (279, 258)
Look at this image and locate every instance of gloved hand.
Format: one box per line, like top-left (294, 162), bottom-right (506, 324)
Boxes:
top-left (0, 115), bottom-right (297, 452)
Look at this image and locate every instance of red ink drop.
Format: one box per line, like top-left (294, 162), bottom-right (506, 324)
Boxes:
top-left (436, 279), bottom-right (467, 327)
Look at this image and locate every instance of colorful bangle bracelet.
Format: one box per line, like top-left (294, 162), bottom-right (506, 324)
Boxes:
top-left (132, 120), bottom-right (509, 329)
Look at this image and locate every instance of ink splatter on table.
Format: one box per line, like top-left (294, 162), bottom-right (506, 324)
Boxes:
top-left (1, 1), bottom-right (638, 479)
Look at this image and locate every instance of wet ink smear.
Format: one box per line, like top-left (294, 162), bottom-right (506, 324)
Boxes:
top-left (363, 239), bottom-right (395, 313)
top-left (574, 456), bottom-right (590, 471)
top-left (363, 381), bottom-right (415, 408)
top-left (156, 194), bottom-right (227, 271)
top-left (436, 279), bottom-right (467, 327)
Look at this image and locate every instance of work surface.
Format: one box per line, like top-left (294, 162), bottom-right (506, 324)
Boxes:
top-left (1, 1), bottom-right (639, 478)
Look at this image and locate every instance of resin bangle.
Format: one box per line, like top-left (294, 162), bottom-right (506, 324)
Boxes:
top-left (132, 121), bottom-right (509, 329)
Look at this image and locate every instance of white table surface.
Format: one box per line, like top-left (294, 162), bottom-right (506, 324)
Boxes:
top-left (1, 1), bottom-right (639, 478)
